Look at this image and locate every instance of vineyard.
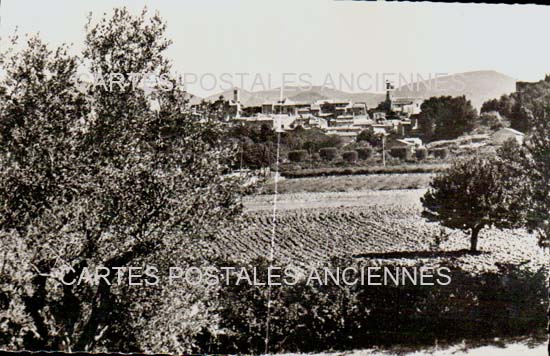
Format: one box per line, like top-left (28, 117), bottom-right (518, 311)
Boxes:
top-left (216, 204), bottom-right (546, 272)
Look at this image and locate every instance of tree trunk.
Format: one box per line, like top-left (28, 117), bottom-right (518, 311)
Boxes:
top-left (470, 225), bottom-right (483, 253)
top-left (74, 240), bottom-right (156, 350)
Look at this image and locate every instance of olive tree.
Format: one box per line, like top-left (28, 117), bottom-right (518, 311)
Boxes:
top-left (0, 8), bottom-right (249, 353)
top-left (421, 156), bottom-right (527, 252)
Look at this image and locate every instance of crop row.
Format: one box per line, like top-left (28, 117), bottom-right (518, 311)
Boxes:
top-left (215, 205), bottom-right (544, 272)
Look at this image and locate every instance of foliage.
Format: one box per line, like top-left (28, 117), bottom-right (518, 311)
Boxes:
top-left (287, 150), bottom-right (308, 163)
top-left (356, 147), bottom-right (374, 160)
top-left (0, 8), bottom-right (249, 353)
top-left (481, 94), bottom-right (516, 120)
top-left (295, 129), bottom-right (344, 153)
top-left (390, 147), bottom-right (412, 161)
top-left (319, 147), bottom-right (338, 161)
top-left (482, 76), bottom-right (550, 133)
top-left (421, 156), bottom-right (528, 252)
top-left (417, 96), bottom-right (478, 141)
top-left (357, 129), bottom-right (383, 147)
top-left (342, 151), bottom-right (358, 164)
top-left (478, 112), bottom-right (505, 131)
top-left (493, 88), bottom-right (550, 248)
top-left (281, 164), bottom-right (448, 178)
top-left (520, 99), bottom-right (550, 248)
top-left (199, 257), bottom-right (547, 354)
top-left (241, 142), bottom-right (271, 169)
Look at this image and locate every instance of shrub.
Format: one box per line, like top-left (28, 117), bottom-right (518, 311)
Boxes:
top-left (390, 147), bottom-right (412, 161)
top-left (415, 147), bottom-right (428, 160)
top-left (356, 147), bottom-right (374, 160)
top-left (342, 151), bottom-right (358, 164)
top-left (357, 130), bottom-right (382, 147)
top-left (288, 150), bottom-right (308, 162)
top-left (319, 147), bottom-right (338, 161)
top-left (207, 257), bottom-right (548, 354)
top-left (431, 148), bottom-right (450, 159)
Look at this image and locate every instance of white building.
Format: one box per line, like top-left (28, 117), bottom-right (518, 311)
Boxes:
top-left (391, 97), bottom-right (423, 116)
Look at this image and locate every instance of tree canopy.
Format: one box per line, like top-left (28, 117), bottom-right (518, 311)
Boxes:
top-left (0, 8), bottom-right (249, 352)
top-left (421, 154), bottom-right (527, 252)
top-left (417, 96), bottom-right (478, 142)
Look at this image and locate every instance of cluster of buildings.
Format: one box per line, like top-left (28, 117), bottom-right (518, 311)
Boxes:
top-left (212, 83), bottom-right (425, 144)
top-left (190, 81), bottom-right (527, 157)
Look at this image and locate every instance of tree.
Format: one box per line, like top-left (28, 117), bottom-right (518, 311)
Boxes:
top-left (498, 96), bottom-right (550, 353)
top-left (288, 150), bottom-right (308, 163)
top-left (356, 147), bottom-right (374, 160)
top-left (342, 151), bottom-right (358, 164)
top-left (521, 101), bottom-right (550, 248)
top-left (480, 98), bottom-right (500, 113)
top-left (0, 8), bottom-right (249, 353)
top-left (357, 129), bottom-right (382, 148)
top-left (421, 156), bottom-right (527, 252)
top-left (523, 102), bottom-right (550, 356)
top-left (319, 147), bottom-right (338, 161)
top-left (478, 112), bottom-right (504, 131)
top-left (417, 96), bottom-right (478, 141)
top-left (480, 94), bottom-right (516, 121)
top-left (242, 142), bottom-right (271, 169)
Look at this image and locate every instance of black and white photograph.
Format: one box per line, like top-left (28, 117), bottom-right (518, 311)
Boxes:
top-left (0, 1), bottom-right (549, 355)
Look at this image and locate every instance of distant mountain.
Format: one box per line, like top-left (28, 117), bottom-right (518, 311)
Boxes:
top-left (393, 70), bottom-right (517, 110)
top-left (196, 86), bottom-right (385, 108)
top-left (192, 71), bottom-right (517, 110)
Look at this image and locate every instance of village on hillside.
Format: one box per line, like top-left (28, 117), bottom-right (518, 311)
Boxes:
top-left (191, 81), bottom-right (525, 163)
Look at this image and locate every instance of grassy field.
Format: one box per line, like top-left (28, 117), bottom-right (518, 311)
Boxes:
top-left (262, 173), bottom-right (433, 194)
top-left (245, 189), bottom-right (425, 211)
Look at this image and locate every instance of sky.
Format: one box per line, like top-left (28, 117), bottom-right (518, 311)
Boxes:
top-left (1, 0), bottom-right (550, 96)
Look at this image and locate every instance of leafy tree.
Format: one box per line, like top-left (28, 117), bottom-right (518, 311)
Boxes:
top-left (242, 142), bottom-right (271, 169)
top-left (319, 147), bottom-right (338, 161)
top-left (497, 99), bottom-right (550, 352)
top-left (417, 96), bottom-right (478, 141)
top-left (0, 8), bottom-right (249, 353)
top-left (357, 129), bottom-right (382, 147)
top-left (478, 112), bottom-right (504, 131)
top-left (480, 94), bottom-right (516, 121)
top-left (421, 156), bottom-right (527, 252)
top-left (288, 150), bottom-right (308, 163)
top-left (521, 100), bottom-right (550, 248)
top-left (342, 151), bottom-right (358, 164)
top-left (288, 128), bottom-right (343, 153)
top-left (480, 98), bottom-right (500, 113)
top-left (356, 147), bottom-right (374, 160)
top-left (522, 101), bottom-right (550, 356)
